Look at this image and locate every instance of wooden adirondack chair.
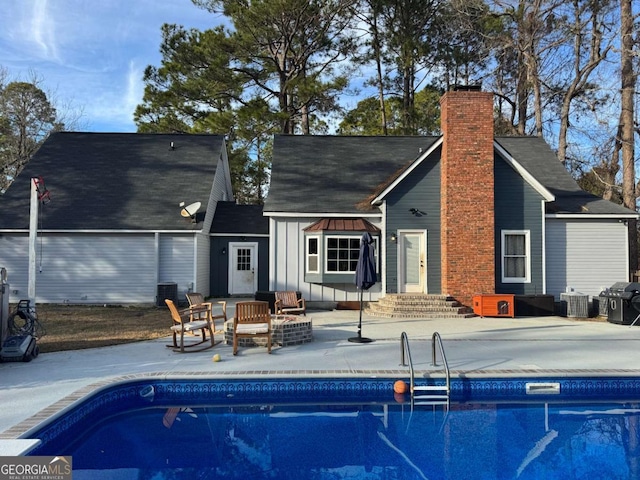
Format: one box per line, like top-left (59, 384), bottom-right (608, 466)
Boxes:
top-left (274, 291), bottom-right (306, 315)
top-left (233, 301), bottom-right (272, 355)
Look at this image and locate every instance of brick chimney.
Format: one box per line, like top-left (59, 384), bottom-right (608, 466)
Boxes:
top-left (440, 87), bottom-right (495, 306)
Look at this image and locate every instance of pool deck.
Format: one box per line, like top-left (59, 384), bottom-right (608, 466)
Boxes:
top-left (2, 300), bottom-right (640, 448)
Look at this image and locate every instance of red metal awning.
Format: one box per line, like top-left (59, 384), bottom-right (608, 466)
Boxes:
top-left (303, 218), bottom-right (380, 233)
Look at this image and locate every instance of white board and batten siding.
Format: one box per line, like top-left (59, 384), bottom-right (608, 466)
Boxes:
top-left (0, 233), bottom-right (157, 304)
top-left (545, 218), bottom-right (628, 299)
top-left (269, 216), bottom-right (383, 303)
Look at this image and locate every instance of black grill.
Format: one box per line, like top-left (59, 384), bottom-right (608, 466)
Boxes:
top-left (599, 282), bottom-right (640, 325)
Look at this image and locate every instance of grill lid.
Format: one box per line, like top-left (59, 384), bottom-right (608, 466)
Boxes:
top-left (600, 282), bottom-right (640, 299)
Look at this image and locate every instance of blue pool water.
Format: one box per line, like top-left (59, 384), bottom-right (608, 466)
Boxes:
top-left (26, 377), bottom-right (640, 479)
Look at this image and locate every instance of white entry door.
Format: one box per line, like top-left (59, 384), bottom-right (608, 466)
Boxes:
top-left (398, 231), bottom-right (426, 293)
top-left (229, 243), bottom-right (258, 295)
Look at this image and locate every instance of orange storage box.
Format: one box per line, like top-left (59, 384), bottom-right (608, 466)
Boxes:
top-left (472, 294), bottom-right (515, 318)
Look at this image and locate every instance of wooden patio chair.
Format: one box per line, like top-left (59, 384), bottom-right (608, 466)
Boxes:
top-left (186, 292), bottom-right (227, 331)
top-left (165, 299), bottom-right (215, 353)
top-left (274, 291), bottom-right (306, 316)
top-left (233, 301), bottom-right (272, 355)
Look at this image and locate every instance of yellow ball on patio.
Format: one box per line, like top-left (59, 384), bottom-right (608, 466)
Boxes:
top-left (212, 354), bottom-right (221, 362)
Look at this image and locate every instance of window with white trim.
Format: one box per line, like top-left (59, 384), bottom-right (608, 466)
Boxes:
top-left (306, 236), bottom-right (319, 273)
top-left (326, 236), bottom-right (361, 273)
top-left (304, 231), bottom-right (379, 281)
top-left (501, 230), bottom-right (530, 283)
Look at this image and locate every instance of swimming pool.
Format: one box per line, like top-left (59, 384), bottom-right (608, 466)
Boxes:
top-left (25, 376), bottom-right (640, 479)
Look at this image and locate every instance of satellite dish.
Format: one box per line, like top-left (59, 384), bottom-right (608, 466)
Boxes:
top-left (180, 201), bottom-right (201, 221)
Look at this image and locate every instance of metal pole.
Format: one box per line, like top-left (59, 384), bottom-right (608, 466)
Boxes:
top-left (358, 287), bottom-right (363, 336)
top-left (28, 178), bottom-right (38, 308)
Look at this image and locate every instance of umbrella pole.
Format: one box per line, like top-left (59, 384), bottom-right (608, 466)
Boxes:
top-left (358, 287), bottom-right (363, 334)
top-left (349, 288), bottom-right (373, 343)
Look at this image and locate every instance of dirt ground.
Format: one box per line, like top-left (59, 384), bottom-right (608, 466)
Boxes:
top-left (8, 304), bottom-right (171, 353)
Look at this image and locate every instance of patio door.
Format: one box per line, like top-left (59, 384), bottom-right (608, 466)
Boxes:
top-left (229, 242), bottom-right (258, 295)
top-left (398, 231), bottom-right (426, 293)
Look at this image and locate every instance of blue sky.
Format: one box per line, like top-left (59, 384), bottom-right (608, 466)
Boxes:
top-left (1, 0), bottom-right (226, 132)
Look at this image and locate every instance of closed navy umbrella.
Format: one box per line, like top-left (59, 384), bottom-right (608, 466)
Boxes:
top-left (349, 232), bottom-right (377, 343)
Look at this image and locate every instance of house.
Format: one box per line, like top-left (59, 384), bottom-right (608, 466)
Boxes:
top-left (263, 88), bottom-right (638, 308)
top-left (0, 132), bottom-right (234, 305)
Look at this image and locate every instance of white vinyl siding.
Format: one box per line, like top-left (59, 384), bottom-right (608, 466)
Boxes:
top-left (202, 155), bottom-right (232, 233)
top-left (194, 233), bottom-right (210, 296)
top-left (0, 232), bottom-right (203, 304)
top-left (0, 235), bottom-right (29, 299)
top-left (0, 234), bottom-right (157, 304)
top-left (159, 235), bottom-right (196, 300)
top-left (546, 218), bottom-right (628, 299)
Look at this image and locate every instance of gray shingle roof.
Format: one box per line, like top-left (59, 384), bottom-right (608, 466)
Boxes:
top-left (264, 135), bottom-right (438, 214)
top-left (0, 132), bottom-right (226, 230)
top-left (496, 136), bottom-right (636, 216)
top-left (211, 201), bottom-right (268, 235)
top-left (265, 134), bottom-right (636, 217)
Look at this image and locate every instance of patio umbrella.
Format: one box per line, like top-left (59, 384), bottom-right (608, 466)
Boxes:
top-left (349, 232), bottom-right (377, 343)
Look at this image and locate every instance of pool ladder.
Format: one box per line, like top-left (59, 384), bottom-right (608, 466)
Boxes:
top-left (400, 331), bottom-right (450, 408)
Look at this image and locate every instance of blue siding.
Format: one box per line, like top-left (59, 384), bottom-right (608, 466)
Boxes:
top-left (385, 148), bottom-right (441, 293)
top-left (210, 236), bottom-right (269, 297)
top-left (494, 155), bottom-right (545, 294)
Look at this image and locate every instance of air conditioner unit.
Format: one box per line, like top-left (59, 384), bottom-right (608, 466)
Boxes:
top-left (157, 282), bottom-right (178, 307)
top-left (560, 292), bottom-right (589, 318)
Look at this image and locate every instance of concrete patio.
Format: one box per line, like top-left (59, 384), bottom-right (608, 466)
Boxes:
top-left (2, 300), bottom-right (640, 448)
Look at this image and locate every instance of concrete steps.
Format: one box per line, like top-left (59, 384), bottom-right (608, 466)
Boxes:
top-left (366, 294), bottom-right (475, 318)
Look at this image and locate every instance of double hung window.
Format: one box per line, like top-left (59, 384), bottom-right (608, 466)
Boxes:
top-left (502, 230), bottom-right (530, 283)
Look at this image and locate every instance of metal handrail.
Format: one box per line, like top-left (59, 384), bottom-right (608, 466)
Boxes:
top-left (431, 332), bottom-right (450, 396)
top-left (400, 331), bottom-right (415, 392)
top-left (401, 331), bottom-right (451, 399)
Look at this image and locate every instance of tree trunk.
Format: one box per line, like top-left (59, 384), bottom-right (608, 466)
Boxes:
top-left (371, 10), bottom-right (388, 135)
top-left (620, 0), bottom-right (637, 274)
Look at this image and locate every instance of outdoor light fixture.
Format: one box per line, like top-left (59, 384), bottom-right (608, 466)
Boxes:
top-left (390, 233), bottom-right (397, 243)
top-left (409, 208), bottom-right (425, 216)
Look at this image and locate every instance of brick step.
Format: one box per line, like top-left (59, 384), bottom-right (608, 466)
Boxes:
top-left (377, 300), bottom-right (462, 310)
top-left (370, 304), bottom-right (469, 314)
top-left (366, 311), bottom-right (476, 319)
top-left (366, 294), bottom-right (475, 319)
top-left (378, 294), bottom-right (450, 302)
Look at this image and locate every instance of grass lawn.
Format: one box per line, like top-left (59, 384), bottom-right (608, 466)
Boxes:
top-left (15, 304), bottom-right (171, 353)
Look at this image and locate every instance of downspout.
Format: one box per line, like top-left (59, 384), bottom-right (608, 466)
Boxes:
top-left (268, 217), bottom-right (276, 291)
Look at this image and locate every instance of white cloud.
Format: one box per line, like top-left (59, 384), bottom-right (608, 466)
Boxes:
top-left (1, 0), bottom-right (220, 132)
top-left (125, 60), bottom-right (143, 115)
top-left (31, 0), bottom-right (59, 61)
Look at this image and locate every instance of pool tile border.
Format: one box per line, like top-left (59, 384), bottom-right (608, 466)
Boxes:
top-left (4, 367), bottom-right (640, 441)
